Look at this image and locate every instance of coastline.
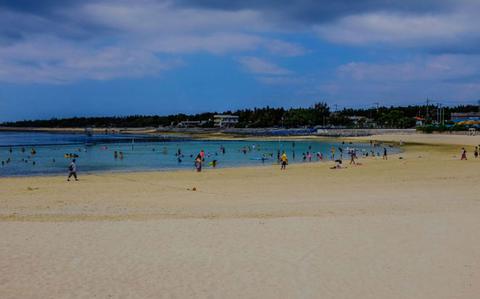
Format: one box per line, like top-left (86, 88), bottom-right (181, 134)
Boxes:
top-left (1, 133), bottom-right (480, 298)
top-left (0, 125), bottom-right (416, 137)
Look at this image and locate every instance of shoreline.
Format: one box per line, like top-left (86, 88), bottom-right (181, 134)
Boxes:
top-left (0, 125), bottom-right (417, 137)
top-left (2, 132), bottom-right (478, 179)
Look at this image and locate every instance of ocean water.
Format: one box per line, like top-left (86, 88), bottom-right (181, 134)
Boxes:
top-left (0, 131), bottom-right (397, 176)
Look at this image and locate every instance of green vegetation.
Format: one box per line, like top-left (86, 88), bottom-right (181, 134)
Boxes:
top-left (1, 103), bottom-right (478, 130)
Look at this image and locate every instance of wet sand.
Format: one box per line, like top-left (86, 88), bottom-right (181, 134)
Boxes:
top-left (1, 134), bottom-right (480, 298)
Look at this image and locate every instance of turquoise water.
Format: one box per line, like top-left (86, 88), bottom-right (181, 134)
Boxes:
top-left (0, 132), bottom-right (397, 176)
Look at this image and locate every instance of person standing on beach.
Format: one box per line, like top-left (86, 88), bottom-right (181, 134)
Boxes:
top-left (349, 149), bottom-right (356, 165)
top-left (194, 155), bottom-right (202, 172)
top-left (280, 152), bottom-right (288, 170)
top-left (67, 159), bottom-right (78, 181)
top-left (330, 146), bottom-right (335, 160)
top-left (461, 148), bottom-right (467, 160)
top-left (383, 147), bottom-right (388, 160)
top-left (474, 146), bottom-right (478, 159)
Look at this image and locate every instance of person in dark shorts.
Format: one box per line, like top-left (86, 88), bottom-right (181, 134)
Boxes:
top-left (67, 159), bottom-right (78, 181)
top-left (461, 148), bottom-right (467, 160)
top-left (280, 152), bottom-right (288, 170)
top-left (194, 155), bottom-right (202, 172)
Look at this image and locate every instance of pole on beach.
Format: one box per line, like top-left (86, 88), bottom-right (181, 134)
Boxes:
top-left (426, 98), bottom-right (430, 123)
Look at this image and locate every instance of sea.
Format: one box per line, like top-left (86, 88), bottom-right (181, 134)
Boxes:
top-left (0, 131), bottom-right (397, 176)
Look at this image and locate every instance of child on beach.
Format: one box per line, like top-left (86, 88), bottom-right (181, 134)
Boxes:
top-left (307, 152), bottom-right (312, 162)
top-left (461, 148), bottom-right (467, 160)
top-left (280, 152), bottom-right (288, 170)
top-left (349, 150), bottom-right (356, 165)
top-left (194, 155), bottom-right (202, 172)
top-left (330, 159), bottom-right (343, 169)
top-left (67, 159), bottom-right (78, 181)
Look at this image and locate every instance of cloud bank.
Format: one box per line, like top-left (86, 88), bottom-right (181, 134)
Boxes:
top-left (0, 0), bottom-right (479, 106)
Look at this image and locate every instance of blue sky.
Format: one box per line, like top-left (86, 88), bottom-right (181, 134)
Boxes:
top-left (0, 0), bottom-right (479, 121)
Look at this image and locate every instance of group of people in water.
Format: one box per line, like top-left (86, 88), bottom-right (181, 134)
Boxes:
top-left (0, 141), bottom-right (389, 175)
top-left (3, 141), bottom-right (479, 180)
top-left (1, 146), bottom-right (39, 167)
top-left (264, 140), bottom-right (393, 171)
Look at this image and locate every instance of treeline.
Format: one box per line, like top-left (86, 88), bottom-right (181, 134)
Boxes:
top-left (1, 103), bottom-right (478, 129)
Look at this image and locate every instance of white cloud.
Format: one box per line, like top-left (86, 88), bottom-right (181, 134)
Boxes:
top-left (314, 54), bottom-right (480, 104)
top-left (238, 56), bottom-right (291, 75)
top-left (336, 55), bottom-right (480, 82)
top-left (262, 39), bottom-right (306, 57)
top-left (0, 0), bottom-right (305, 83)
top-left (315, 10), bottom-right (480, 49)
top-left (0, 36), bottom-right (182, 83)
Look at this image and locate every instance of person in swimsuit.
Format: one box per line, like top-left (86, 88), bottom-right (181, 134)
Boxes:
top-left (461, 148), bottom-right (467, 160)
top-left (280, 152), bottom-right (288, 170)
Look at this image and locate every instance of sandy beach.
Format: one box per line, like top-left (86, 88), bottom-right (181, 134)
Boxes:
top-left (1, 133), bottom-right (480, 298)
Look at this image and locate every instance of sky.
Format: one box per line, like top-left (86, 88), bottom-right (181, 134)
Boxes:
top-left (1, 0), bottom-right (480, 121)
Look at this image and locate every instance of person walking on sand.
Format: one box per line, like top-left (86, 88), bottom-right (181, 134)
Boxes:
top-left (67, 159), bottom-right (78, 181)
top-left (461, 147), bottom-right (467, 160)
top-left (280, 152), bottom-right (288, 170)
top-left (194, 154), bottom-right (202, 172)
top-left (383, 147), bottom-right (388, 160)
top-left (349, 149), bottom-right (356, 165)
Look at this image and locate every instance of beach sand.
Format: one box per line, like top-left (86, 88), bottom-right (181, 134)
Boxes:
top-left (1, 134), bottom-right (480, 298)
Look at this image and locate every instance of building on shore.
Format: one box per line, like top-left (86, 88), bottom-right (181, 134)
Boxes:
top-left (450, 112), bottom-right (480, 129)
top-left (450, 112), bottom-right (480, 123)
top-left (347, 116), bottom-right (376, 128)
top-left (414, 116), bottom-right (425, 126)
top-left (214, 115), bottom-right (239, 128)
top-left (176, 120), bottom-right (207, 128)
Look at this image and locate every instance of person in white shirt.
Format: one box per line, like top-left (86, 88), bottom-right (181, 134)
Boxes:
top-left (67, 159), bottom-right (78, 181)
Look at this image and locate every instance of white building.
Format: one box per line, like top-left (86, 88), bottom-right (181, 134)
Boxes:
top-left (214, 115), bottom-right (239, 128)
top-left (176, 120), bottom-right (206, 128)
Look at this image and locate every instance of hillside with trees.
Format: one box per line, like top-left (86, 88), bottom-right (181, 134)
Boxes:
top-left (1, 103), bottom-right (478, 129)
